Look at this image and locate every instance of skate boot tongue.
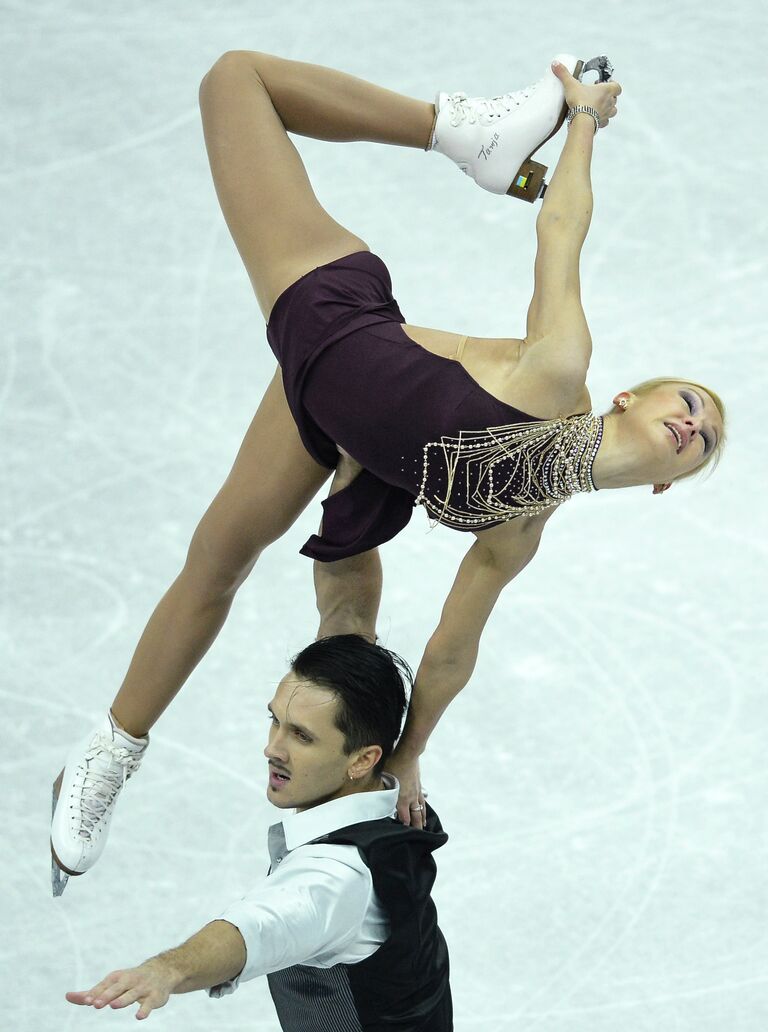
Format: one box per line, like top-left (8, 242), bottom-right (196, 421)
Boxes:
top-left (78, 733), bottom-right (144, 840)
top-left (473, 85), bottom-right (539, 122)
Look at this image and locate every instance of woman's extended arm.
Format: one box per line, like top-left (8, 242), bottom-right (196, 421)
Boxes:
top-left (519, 64), bottom-right (621, 408)
top-left (538, 60), bottom-right (620, 226)
top-left (537, 109), bottom-right (596, 229)
top-left (388, 514), bottom-right (553, 823)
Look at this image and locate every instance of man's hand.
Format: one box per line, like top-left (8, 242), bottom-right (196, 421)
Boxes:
top-left (66, 956), bottom-right (180, 1020)
top-left (386, 747), bottom-right (427, 829)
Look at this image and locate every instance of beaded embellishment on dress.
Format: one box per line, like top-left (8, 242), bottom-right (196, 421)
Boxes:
top-left (415, 412), bottom-right (603, 528)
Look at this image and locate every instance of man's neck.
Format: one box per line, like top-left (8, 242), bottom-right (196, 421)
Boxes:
top-left (348, 774), bottom-right (385, 797)
top-left (295, 775), bottom-right (386, 814)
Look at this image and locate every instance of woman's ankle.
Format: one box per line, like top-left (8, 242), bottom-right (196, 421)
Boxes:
top-left (109, 708), bottom-right (149, 740)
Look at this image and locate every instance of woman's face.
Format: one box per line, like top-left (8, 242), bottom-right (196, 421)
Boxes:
top-left (616, 382), bottom-right (723, 483)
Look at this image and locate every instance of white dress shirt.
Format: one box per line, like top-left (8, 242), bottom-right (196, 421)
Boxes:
top-left (208, 775), bottom-right (399, 998)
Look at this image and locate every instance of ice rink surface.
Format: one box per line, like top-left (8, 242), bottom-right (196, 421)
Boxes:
top-left (3, 0), bottom-right (767, 1028)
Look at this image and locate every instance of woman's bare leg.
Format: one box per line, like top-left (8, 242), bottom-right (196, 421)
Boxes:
top-left (110, 52), bottom-right (433, 735)
top-left (110, 371), bottom-right (331, 736)
top-left (198, 50), bottom-right (435, 316)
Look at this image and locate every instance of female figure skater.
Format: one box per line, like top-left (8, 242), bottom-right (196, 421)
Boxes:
top-left (51, 49), bottom-right (724, 890)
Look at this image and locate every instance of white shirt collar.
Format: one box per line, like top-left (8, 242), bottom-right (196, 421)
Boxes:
top-left (273, 774), bottom-right (399, 853)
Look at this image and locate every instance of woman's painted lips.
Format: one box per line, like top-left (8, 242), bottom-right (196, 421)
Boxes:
top-left (665, 422), bottom-right (685, 452)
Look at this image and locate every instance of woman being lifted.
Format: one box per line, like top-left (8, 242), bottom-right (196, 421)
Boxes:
top-left (51, 48), bottom-right (724, 890)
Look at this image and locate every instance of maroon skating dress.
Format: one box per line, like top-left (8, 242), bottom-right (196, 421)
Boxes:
top-left (265, 250), bottom-right (598, 562)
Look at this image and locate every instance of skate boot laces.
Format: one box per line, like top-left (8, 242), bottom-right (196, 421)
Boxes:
top-left (76, 734), bottom-right (142, 841)
top-left (445, 84), bottom-right (538, 128)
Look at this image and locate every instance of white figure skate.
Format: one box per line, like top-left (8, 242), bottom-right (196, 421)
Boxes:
top-left (430, 54), bottom-right (613, 201)
top-left (51, 712), bottom-right (148, 896)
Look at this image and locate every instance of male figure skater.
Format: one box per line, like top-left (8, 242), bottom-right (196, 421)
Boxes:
top-left (65, 635), bottom-right (452, 1030)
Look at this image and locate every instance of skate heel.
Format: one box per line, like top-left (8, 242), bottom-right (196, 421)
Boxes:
top-left (507, 158), bottom-right (548, 202)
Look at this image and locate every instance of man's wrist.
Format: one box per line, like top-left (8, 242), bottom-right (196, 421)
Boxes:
top-left (151, 952), bottom-right (188, 994)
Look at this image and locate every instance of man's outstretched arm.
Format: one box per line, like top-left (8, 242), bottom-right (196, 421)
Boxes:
top-left (66, 920), bottom-right (245, 1020)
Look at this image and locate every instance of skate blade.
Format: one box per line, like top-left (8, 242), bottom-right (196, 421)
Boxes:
top-left (581, 55), bottom-right (614, 83)
top-left (51, 771), bottom-right (81, 896)
top-left (51, 852), bottom-right (69, 897)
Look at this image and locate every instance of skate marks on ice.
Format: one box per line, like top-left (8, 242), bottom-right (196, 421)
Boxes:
top-left (441, 579), bottom-right (766, 1029)
top-left (0, 108), bottom-right (199, 185)
top-left (4, 2), bottom-right (767, 1030)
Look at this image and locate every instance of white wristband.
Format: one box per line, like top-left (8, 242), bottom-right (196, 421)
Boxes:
top-left (567, 105), bottom-right (600, 133)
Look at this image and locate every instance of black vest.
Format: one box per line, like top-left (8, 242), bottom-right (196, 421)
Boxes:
top-left (267, 805), bottom-right (451, 1031)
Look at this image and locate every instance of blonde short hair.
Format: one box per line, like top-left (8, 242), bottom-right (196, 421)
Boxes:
top-left (615, 377), bottom-right (726, 482)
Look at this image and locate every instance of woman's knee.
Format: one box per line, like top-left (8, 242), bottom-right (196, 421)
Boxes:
top-left (200, 50), bottom-right (264, 100)
top-left (201, 50), bottom-right (276, 89)
top-left (183, 512), bottom-right (264, 599)
top-left (184, 488), bottom-right (299, 598)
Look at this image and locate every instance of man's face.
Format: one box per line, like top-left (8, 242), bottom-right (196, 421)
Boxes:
top-left (263, 671), bottom-right (361, 812)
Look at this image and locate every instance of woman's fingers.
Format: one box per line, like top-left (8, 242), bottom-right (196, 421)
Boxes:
top-left (416, 790), bottom-right (428, 829)
top-left (564, 74), bottom-right (622, 119)
top-left (388, 750), bottom-right (424, 827)
top-left (406, 788), bottom-right (428, 829)
top-left (576, 80), bottom-right (621, 127)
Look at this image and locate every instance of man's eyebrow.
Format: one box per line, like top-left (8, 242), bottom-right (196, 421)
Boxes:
top-left (267, 702), bottom-right (316, 739)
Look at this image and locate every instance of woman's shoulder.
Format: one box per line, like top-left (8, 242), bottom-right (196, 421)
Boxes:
top-left (502, 359), bottom-right (592, 419)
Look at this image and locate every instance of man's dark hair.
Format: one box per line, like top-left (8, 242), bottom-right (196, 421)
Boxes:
top-left (290, 635), bottom-right (412, 776)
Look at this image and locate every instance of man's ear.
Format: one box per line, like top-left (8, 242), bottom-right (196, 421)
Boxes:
top-left (652, 482), bottom-right (672, 495)
top-left (348, 745), bottom-right (383, 780)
